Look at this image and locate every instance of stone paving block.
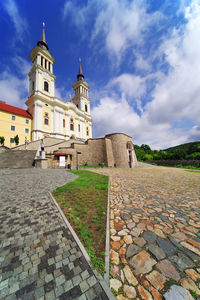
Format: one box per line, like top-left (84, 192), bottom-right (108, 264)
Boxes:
top-left (63, 279), bottom-right (73, 292)
top-left (85, 287), bottom-right (97, 300)
top-left (73, 274), bottom-right (82, 286)
top-left (34, 286), bottom-right (45, 298)
top-left (81, 270), bottom-right (90, 281)
top-left (80, 280), bottom-right (90, 293)
top-left (87, 275), bottom-right (97, 287)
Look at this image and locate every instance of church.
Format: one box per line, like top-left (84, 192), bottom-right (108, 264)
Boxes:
top-left (26, 23), bottom-right (92, 142)
top-left (0, 24), bottom-right (137, 169)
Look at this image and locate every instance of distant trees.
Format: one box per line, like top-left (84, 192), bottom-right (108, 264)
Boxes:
top-left (134, 142), bottom-right (200, 161)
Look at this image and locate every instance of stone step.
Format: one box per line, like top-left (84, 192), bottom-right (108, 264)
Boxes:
top-left (0, 150), bottom-right (37, 169)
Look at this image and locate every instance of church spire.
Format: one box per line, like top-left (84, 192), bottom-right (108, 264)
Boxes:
top-left (37, 22), bottom-right (49, 50)
top-left (77, 58), bottom-right (84, 81)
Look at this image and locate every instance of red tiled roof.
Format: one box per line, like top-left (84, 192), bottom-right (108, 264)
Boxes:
top-left (0, 101), bottom-right (32, 119)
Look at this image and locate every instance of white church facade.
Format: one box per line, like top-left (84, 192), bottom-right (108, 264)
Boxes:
top-left (25, 23), bottom-right (92, 142)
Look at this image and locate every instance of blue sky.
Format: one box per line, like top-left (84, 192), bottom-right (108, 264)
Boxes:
top-left (0, 0), bottom-right (200, 149)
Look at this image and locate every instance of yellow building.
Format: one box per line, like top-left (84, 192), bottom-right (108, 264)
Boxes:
top-left (0, 101), bottom-right (32, 147)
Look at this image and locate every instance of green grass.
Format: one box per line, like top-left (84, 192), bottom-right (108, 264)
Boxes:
top-left (53, 170), bottom-right (108, 275)
top-left (190, 290), bottom-right (198, 299)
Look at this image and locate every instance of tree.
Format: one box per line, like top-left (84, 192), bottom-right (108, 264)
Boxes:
top-left (141, 144), bottom-right (151, 152)
top-left (14, 135), bottom-right (19, 145)
top-left (0, 136), bottom-right (5, 145)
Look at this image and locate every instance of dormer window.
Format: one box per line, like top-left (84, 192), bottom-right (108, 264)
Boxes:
top-left (44, 81), bottom-right (49, 92)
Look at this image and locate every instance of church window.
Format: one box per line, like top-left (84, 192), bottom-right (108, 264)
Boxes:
top-left (63, 119), bottom-right (65, 128)
top-left (78, 124), bottom-right (80, 132)
top-left (44, 81), bottom-right (49, 92)
top-left (41, 56), bottom-right (43, 67)
top-left (70, 118), bottom-right (74, 131)
top-left (86, 127), bottom-right (89, 136)
top-left (44, 112), bottom-right (49, 125)
top-left (32, 81), bottom-right (34, 90)
top-left (44, 118), bottom-right (49, 125)
top-left (48, 62), bottom-right (51, 72)
top-left (12, 115), bottom-right (16, 121)
top-left (11, 125), bottom-right (15, 131)
top-left (45, 59), bottom-right (47, 69)
top-left (85, 105), bottom-right (88, 112)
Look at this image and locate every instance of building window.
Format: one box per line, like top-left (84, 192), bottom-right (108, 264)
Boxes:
top-left (78, 124), bottom-right (80, 132)
top-left (26, 119), bottom-right (29, 124)
top-left (12, 115), bottom-right (16, 121)
top-left (76, 104), bottom-right (79, 108)
top-left (70, 118), bottom-right (74, 131)
top-left (86, 127), bottom-right (89, 136)
top-left (63, 119), bottom-right (65, 128)
top-left (45, 59), bottom-right (47, 69)
top-left (44, 118), bottom-right (49, 125)
top-left (48, 62), bottom-right (51, 72)
top-left (25, 128), bottom-right (29, 134)
top-left (32, 81), bottom-right (34, 90)
top-left (41, 56), bottom-right (43, 67)
top-left (44, 81), bottom-right (49, 92)
top-left (10, 138), bottom-right (14, 143)
top-left (11, 125), bottom-right (15, 131)
top-left (44, 112), bottom-right (49, 125)
top-left (85, 105), bottom-right (88, 112)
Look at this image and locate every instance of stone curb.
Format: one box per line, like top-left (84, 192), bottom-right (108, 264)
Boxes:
top-left (49, 191), bottom-right (115, 300)
top-left (104, 176), bottom-right (110, 284)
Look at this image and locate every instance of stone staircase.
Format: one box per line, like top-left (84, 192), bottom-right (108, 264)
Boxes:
top-left (0, 150), bottom-right (37, 169)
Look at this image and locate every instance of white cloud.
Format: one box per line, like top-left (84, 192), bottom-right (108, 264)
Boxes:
top-left (109, 73), bottom-right (146, 98)
top-left (91, 0), bottom-right (200, 148)
top-left (0, 70), bottom-right (28, 108)
top-left (91, 94), bottom-right (189, 149)
top-left (145, 0), bottom-right (200, 127)
top-left (3, 0), bottom-right (28, 42)
top-left (62, 0), bottom-right (163, 64)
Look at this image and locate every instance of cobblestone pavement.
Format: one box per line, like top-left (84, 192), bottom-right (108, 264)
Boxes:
top-left (94, 167), bottom-right (200, 299)
top-left (0, 169), bottom-right (109, 300)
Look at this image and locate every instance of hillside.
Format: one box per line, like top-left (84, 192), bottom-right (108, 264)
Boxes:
top-left (164, 141), bottom-right (200, 154)
top-left (134, 141), bottom-right (200, 161)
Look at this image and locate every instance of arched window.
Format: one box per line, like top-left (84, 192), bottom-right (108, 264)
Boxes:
top-left (44, 81), bottom-right (49, 92)
top-left (85, 104), bottom-right (88, 112)
top-left (70, 118), bottom-right (74, 131)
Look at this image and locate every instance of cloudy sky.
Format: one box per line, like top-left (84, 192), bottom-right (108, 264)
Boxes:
top-left (0, 0), bottom-right (200, 149)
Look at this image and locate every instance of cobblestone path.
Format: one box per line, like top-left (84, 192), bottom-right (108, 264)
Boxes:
top-left (0, 169), bottom-right (109, 300)
top-left (94, 167), bottom-right (200, 299)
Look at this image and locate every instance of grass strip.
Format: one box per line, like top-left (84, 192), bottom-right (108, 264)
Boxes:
top-left (53, 170), bottom-right (108, 275)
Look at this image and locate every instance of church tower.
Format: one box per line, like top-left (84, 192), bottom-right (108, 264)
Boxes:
top-left (28, 23), bottom-right (56, 98)
top-left (72, 60), bottom-right (91, 116)
top-left (26, 24), bottom-right (92, 142)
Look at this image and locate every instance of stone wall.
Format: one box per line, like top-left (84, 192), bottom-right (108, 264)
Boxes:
top-left (106, 133), bottom-right (137, 168)
top-left (73, 139), bottom-right (107, 166)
